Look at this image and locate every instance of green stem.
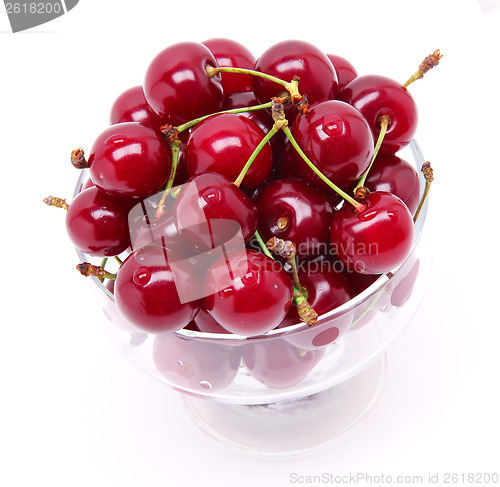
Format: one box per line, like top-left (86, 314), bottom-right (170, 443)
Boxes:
top-left (282, 126), bottom-right (365, 212)
top-left (114, 256), bottom-right (123, 266)
top-left (206, 65), bottom-right (289, 89)
top-left (155, 141), bottom-right (181, 217)
top-left (355, 115), bottom-right (391, 191)
top-left (176, 102), bottom-right (273, 133)
top-left (254, 230), bottom-right (274, 260)
top-left (233, 126), bottom-right (278, 187)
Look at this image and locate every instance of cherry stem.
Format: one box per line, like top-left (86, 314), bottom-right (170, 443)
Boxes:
top-left (175, 102), bottom-right (273, 134)
top-left (282, 125), bottom-right (366, 212)
top-left (355, 114), bottom-right (391, 191)
top-left (76, 262), bottom-right (116, 280)
top-left (262, 235), bottom-right (319, 327)
top-left (413, 161), bottom-right (434, 223)
top-left (43, 195), bottom-right (69, 210)
top-left (155, 140), bottom-right (181, 218)
top-left (114, 255), bottom-right (123, 265)
top-left (233, 124), bottom-right (279, 187)
top-left (206, 65), bottom-right (289, 89)
top-left (253, 230), bottom-right (275, 260)
top-left (266, 237), bottom-right (302, 291)
top-left (71, 148), bottom-right (88, 169)
top-left (403, 49), bottom-right (443, 88)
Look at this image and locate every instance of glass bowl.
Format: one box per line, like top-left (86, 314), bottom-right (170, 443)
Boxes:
top-left (75, 140), bottom-right (431, 457)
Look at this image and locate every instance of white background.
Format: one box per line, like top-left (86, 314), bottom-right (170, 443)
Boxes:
top-left (1, 0), bottom-right (500, 485)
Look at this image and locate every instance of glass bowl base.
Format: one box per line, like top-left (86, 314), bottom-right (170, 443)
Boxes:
top-left (181, 353), bottom-right (387, 458)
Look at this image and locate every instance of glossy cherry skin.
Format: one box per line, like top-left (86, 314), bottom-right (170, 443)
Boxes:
top-left (203, 249), bottom-right (293, 336)
top-left (242, 338), bottom-right (324, 389)
top-left (194, 307), bottom-right (229, 334)
top-left (88, 122), bottom-right (171, 199)
top-left (330, 191), bottom-right (415, 275)
top-left (280, 257), bottom-right (354, 327)
top-left (254, 178), bottom-right (335, 260)
top-left (339, 74), bottom-right (418, 155)
top-left (152, 333), bottom-right (241, 393)
top-left (144, 42), bottom-right (223, 126)
top-left (326, 54), bottom-right (358, 91)
top-left (253, 39), bottom-right (338, 105)
top-left (202, 38), bottom-right (255, 95)
top-left (66, 186), bottom-right (132, 257)
top-left (114, 246), bottom-right (200, 334)
top-left (174, 172), bottom-right (258, 250)
top-left (221, 91), bottom-right (285, 165)
top-left (281, 100), bottom-right (374, 194)
top-left (110, 85), bottom-right (165, 131)
top-left (185, 113), bottom-right (273, 188)
top-left (364, 154), bottom-right (420, 215)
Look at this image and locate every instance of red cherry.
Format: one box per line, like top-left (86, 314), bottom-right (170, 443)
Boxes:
top-left (114, 246), bottom-right (200, 334)
top-left (254, 178), bottom-right (335, 260)
top-left (252, 39), bottom-right (338, 105)
top-left (144, 42), bottom-right (223, 126)
top-left (173, 172), bottom-right (258, 250)
top-left (280, 258), bottom-right (353, 328)
top-left (185, 113), bottom-right (273, 188)
top-left (194, 307), bottom-right (229, 334)
top-left (281, 100), bottom-right (374, 194)
top-left (202, 38), bottom-right (255, 95)
top-left (242, 338), bottom-right (324, 389)
top-left (326, 54), bottom-right (358, 91)
top-left (221, 91), bottom-right (285, 165)
top-left (110, 85), bottom-right (165, 131)
top-left (153, 333), bottom-right (241, 392)
top-left (390, 257), bottom-right (420, 307)
top-left (364, 154), bottom-right (420, 215)
top-left (88, 122), bottom-right (171, 199)
top-left (339, 74), bottom-right (418, 155)
top-left (330, 191), bottom-right (415, 275)
top-left (203, 249), bottom-right (293, 336)
top-left (66, 186), bottom-right (132, 257)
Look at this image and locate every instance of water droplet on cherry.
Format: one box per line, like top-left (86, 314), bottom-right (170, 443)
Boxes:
top-left (132, 266), bottom-right (151, 286)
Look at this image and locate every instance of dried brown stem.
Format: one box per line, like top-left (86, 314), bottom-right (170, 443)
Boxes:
top-left (71, 148), bottom-right (88, 169)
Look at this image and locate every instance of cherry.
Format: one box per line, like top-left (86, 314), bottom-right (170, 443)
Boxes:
top-left (280, 257), bottom-right (354, 327)
top-left (173, 172), bottom-right (258, 250)
top-left (202, 38), bottom-right (255, 95)
top-left (330, 191), bottom-right (415, 275)
top-left (326, 53), bottom-right (358, 91)
top-left (144, 42), bottom-right (224, 126)
top-left (242, 338), bottom-right (324, 389)
top-left (254, 178), bottom-right (335, 260)
top-left (203, 249), bottom-right (293, 336)
top-left (81, 177), bottom-right (95, 191)
top-left (114, 246), bottom-right (200, 333)
top-left (364, 154), bottom-right (420, 215)
top-left (252, 39), bottom-right (338, 106)
top-left (109, 85), bottom-right (165, 131)
top-left (153, 333), bottom-right (241, 392)
top-left (339, 74), bottom-right (418, 155)
top-left (221, 91), bottom-right (285, 165)
top-left (280, 100), bottom-right (374, 195)
top-left (65, 186), bottom-right (132, 257)
top-left (194, 307), bottom-right (229, 334)
top-left (184, 113), bottom-right (273, 188)
top-left (88, 122), bottom-right (171, 199)
top-left (390, 258), bottom-right (420, 307)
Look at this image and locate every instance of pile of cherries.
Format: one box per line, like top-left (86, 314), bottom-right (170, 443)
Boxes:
top-left (46, 38), bottom-right (438, 344)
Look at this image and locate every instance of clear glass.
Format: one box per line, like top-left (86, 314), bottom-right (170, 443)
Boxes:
top-left (75, 140), bottom-right (430, 456)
